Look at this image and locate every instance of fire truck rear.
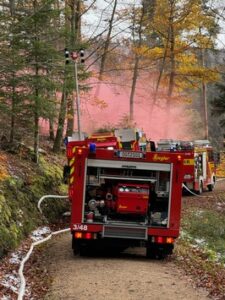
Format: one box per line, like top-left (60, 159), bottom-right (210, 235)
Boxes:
top-left (65, 134), bottom-right (185, 258)
top-left (157, 139), bottom-right (217, 194)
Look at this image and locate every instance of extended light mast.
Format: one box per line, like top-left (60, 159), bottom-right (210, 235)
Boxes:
top-left (70, 49), bottom-right (85, 140)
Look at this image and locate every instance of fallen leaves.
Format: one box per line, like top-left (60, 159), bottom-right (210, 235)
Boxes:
top-left (0, 153), bottom-right (9, 181)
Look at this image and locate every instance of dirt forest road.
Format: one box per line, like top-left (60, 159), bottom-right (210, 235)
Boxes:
top-left (43, 233), bottom-right (208, 300)
top-left (42, 181), bottom-right (225, 300)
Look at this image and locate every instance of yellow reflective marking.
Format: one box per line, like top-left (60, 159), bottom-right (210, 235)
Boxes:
top-left (70, 177), bottom-right (74, 184)
top-left (69, 158), bottom-right (75, 166)
top-left (183, 159), bottom-right (194, 165)
top-left (70, 167), bottom-right (75, 175)
top-left (72, 146), bottom-right (76, 153)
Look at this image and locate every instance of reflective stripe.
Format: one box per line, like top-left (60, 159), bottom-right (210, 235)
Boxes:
top-left (70, 167), bottom-right (75, 175)
top-left (72, 146), bottom-right (76, 153)
top-left (69, 158), bottom-right (75, 166)
top-left (70, 177), bottom-right (74, 184)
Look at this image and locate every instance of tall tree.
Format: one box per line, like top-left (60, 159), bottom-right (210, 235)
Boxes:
top-left (19, 0), bottom-right (61, 162)
top-left (138, 0), bottom-right (219, 135)
top-left (211, 79), bottom-right (225, 129)
top-left (0, 2), bottom-right (26, 142)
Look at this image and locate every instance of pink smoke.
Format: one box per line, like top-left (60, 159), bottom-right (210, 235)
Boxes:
top-left (40, 74), bottom-right (193, 141)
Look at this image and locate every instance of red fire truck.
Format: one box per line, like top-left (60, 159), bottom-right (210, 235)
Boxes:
top-left (65, 133), bottom-right (187, 258)
top-left (157, 139), bottom-right (217, 194)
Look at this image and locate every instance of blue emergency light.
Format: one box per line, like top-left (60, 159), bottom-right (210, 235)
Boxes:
top-left (89, 143), bottom-right (96, 153)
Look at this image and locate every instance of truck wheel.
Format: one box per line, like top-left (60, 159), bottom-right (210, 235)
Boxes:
top-left (198, 181), bottom-right (203, 194)
top-left (146, 244), bottom-right (173, 260)
top-left (72, 237), bottom-right (80, 256)
top-left (79, 245), bottom-right (89, 256)
top-left (146, 246), bottom-right (157, 259)
top-left (146, 244), bottom-right (164, 259)
top-left (207, 184), bottom-right (214, 191)
top-left (208, 177), bottom-right (215, 191)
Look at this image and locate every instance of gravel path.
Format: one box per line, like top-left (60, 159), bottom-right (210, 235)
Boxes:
top-left (42, 180), bottom-right (225, 300)
top-left (43, 233), bottom-right (209, 300)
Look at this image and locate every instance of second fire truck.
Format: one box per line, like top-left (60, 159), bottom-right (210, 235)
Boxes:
top-left (157, 139), bottom-right (217, 194)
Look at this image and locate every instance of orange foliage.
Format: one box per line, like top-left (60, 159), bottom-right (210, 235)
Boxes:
top-left (217, 152), bottom-right (225, 178)
top-left (0, 153), bottom-right (9, 181)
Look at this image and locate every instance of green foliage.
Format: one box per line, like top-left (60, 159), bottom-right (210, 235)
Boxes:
top-left (182, 208), bottom-right (225, 263)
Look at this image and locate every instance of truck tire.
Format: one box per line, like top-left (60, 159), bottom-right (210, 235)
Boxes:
top-left (146, 243), bottom-right (173, 259)
top-left (208, 177), bottom-right (215, 191)
top-left (207, 184), bottom-right (214, 191)
top-left (72, 237), bottom-right (82, 256)
top-left (79, 245), bottom-right (90, 256)
top-left (198, 181), bottom-right (203, 194)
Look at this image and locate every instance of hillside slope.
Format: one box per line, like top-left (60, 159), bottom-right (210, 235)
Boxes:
top-left (0, 148), bottom-right (68, 258)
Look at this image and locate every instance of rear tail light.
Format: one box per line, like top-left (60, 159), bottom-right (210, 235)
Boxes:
top-left (155, 236), bottom-right (164, 244)
top-left (74, 232), bottom-right (82, 239)
top-left (84, 233), bottom-right (92, 239)
top-left (152, 236), bottom-right (174, 244)
top-left (74, 232), bottom-right (96, 240)
top-left (166, 237), bottom-right (174, 244)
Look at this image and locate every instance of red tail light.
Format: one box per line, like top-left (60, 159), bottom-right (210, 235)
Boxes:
top-left (84, 233), bottom-right (92, 239)
top-left (153, 236), bottom-right (174, 244)
top-left (156, 236), bottom-right (164, 244)
top-left (74, 232), bottom-right (94, 240)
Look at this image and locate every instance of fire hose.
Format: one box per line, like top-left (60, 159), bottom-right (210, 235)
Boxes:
top-left (182, 178), bottom-right (225, 198)
top-left (182, 183), bottom-right (213, 198)
top-left (17, 195), bottom-right (69, 300)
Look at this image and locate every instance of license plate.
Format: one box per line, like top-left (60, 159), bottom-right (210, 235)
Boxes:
top-left (117, 151), bottom-right (144, 159)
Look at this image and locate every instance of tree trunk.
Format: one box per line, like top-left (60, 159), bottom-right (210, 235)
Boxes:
top-left (99, 0), bottom-right (117, 80)
top-left (49, 117), bottom-right (55, 141)
top-left (9, 0), bottom-right (16, 143)
top-left (33, 0), bottom-right (40, 164)
top-left (129, 55), bottom-right (139, 122)
top-left (34, 69), bottom-right (40, 164)
top-left (53, 89), bottom-right (67, 152)
top-left (129, 3), bottom-right (144, 123)
top-left (66, 95), bottom-right (74, 136)
top-left (201, 48), bottom-right (208, 140)
top-left (10, 83), bottom-right (16, 143)
top-left (66, 0), bottom-right (82, 134)
top-left (164, 0), bottom-right (175, 137)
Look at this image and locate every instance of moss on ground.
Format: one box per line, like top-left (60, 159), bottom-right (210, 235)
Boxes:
top-left (0, 151), bottom-right (69, 258)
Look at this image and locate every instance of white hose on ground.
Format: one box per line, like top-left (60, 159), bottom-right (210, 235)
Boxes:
top-left (18, 195), bottom-right (70, 300)
top-left (182, 183), bottom-right (213, 198)
top-left (38, 195), bottom-right (68, 214)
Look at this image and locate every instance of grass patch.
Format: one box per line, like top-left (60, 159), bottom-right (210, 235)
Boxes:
top-left (182, 209), bottom-right (225, 263)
